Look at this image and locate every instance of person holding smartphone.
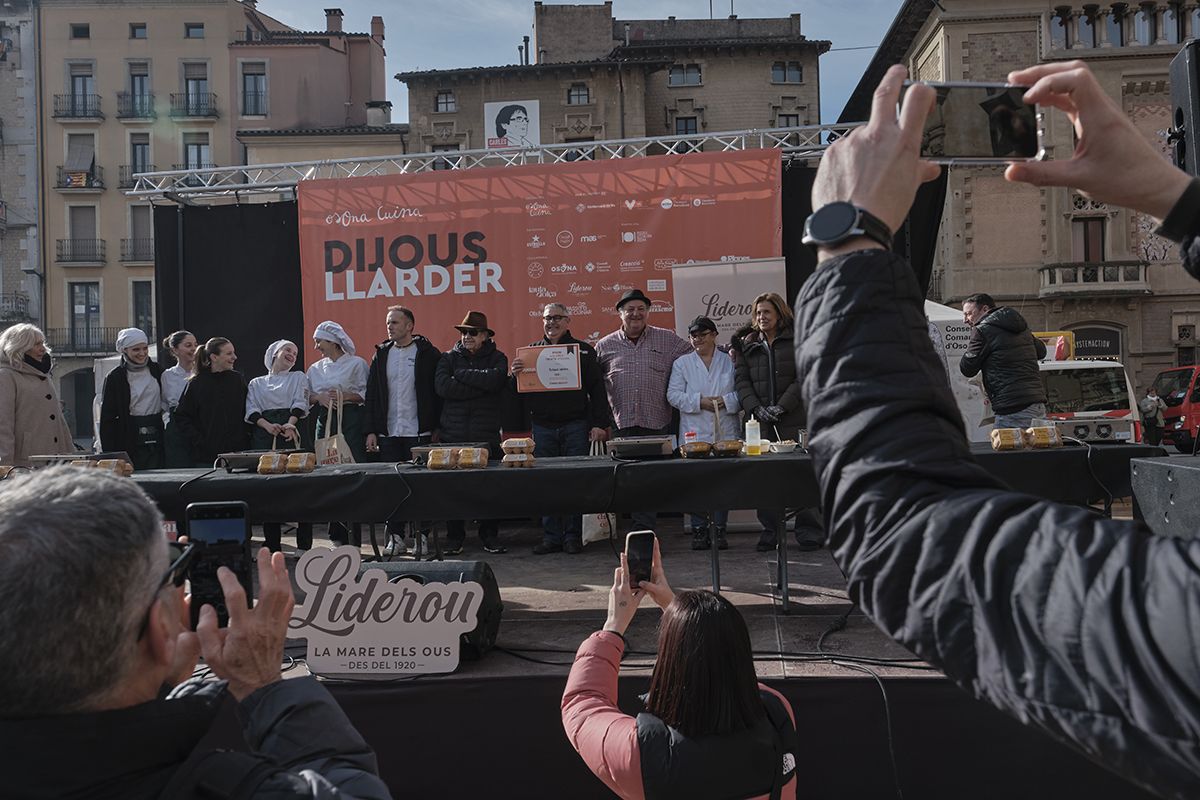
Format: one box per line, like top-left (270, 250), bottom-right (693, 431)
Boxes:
top-left (562, 537), bottom-right (799, 799)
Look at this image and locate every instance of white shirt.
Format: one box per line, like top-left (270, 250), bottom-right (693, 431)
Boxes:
top-left (386, 342), bottom-right (421, 437)
top-left (127, 368), bottom-right (163, 416)
top-left (307, 355), bottom-right (369, 401)
top-left (246, 371), bottom-right (309, 422)
top-left (667, 350), bottom-right (741, 442)
top-left (161, 364), bottom-right (190, 410)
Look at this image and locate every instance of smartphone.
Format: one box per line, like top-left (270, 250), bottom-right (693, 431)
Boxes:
top-left (625, 531), bottom-right (655, 587)
top-left (900, 81), bottom-right (1043, 165)
top-left (184, 501), bottom-right (253, 629)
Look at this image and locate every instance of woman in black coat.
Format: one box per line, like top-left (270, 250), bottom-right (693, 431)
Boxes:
top-left (733, 293), bottom-right (823, 552)
top-left (99, 328), bottom-right (164, 470)
top-left (173, 337), bottom-right (249, 467)
top-left (434, 311), bottom-right (508, 555)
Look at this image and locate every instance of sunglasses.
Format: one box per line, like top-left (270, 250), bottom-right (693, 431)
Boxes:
top-left (137, 541), bottom-right (196, 639)
top-left (460, 329), bottom-right (482, 337)
top-left (543, 315), bottom-right (567, 322)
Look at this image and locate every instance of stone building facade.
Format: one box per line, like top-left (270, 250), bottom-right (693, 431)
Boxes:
top-left (399, 2), bottom-right (828, 155)
top-left (841, 0), bottom-right (1200, 393)
top-left (0, 0), bottom-right (40, 331)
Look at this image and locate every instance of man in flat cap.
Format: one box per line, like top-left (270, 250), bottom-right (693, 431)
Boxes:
top-left (595, 289), bottom-right (691, 533)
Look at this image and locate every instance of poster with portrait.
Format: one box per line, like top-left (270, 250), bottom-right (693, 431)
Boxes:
top-left (485, 100), bottom-right (540, 149)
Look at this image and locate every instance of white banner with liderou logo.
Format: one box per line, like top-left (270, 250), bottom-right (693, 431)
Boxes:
top-left (669, 258), bottom-right (786, 344)
top-left (289, 546), bottom-right (484, 676)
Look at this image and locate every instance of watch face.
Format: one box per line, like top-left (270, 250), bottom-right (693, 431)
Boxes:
top-left (809, 202), bottom-right (859, 242)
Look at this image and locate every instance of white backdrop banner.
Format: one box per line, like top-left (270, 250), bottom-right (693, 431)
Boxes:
top-left (670, 257), bottom-right (787, 343)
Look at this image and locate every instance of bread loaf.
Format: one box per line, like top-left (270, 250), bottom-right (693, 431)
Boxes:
top-left (258, 453), bottom-right (288, 475)
top-left (501, 453), bottom-right (536, 468)
top-left (990, 428), bottom-right (1025, 451)
top-left (286, 452), bottom-right (317, 473)
top-left (501, 437), bottom-right (536, 455)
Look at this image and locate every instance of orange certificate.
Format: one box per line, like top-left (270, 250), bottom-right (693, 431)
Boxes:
top-left (515, 344), bottom-right (582, 393)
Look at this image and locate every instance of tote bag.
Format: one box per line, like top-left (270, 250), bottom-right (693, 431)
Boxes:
top-left (315, 390), bottom-right (355, 466)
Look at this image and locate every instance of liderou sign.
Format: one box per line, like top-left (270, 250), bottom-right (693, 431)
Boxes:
top-left (289, 547), bottom-right (484, 676)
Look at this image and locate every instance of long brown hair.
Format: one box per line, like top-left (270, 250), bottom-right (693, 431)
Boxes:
top-left (645, 590), bottom-right (765, 737)
top-left (749, 292), bottom-right (794, 334)
top-left (193, 337), bottom-right (231, 375)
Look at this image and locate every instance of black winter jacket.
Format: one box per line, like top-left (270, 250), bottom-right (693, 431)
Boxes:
top-left (734, 328), bottom-right (806, 440)
top-left (173, 369), bottom-right (250, 464)
top-left (796, 249), bottom-right (1200, 800)
top-left (510, 332), bottom-right (611, 430)
top-left (958, 306), bottom-right (1047, 415)
top-left (1, 677), bottom-right (390, 799)
top-left (435, 339), bottom-right (508, 452)
top-left (99, 359), bottom-right (163, 452)
top-left (364, 335), bottom-right (441, 437)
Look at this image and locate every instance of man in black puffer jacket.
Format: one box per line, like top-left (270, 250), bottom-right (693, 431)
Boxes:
top-left (795, 62), bottom-right (1199, 799)
top-left (435, 311), bottom-right (509, 555)
top-left (958, 293), bottom-right (1048, 429)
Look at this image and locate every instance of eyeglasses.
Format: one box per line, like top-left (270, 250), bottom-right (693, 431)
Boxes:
top-left (137, 541), bottom-right (196, 640)
top-left (543, 315), bottom-right (567, 322)
top-left (460, 329), bottom-right (482, 337)
top-left (689, 330), bottom-right (715, 339)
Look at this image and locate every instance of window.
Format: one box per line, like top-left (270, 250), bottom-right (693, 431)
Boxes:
top-left (68, 63), bottom-right (95, 115)
top-left (69, 282), bottom-right (101, 347)
top-left (70, 23), bottom-right (90, 39)
top-left (242, 62), bottom-right (266, 115)
top-left (1050, 10), bottom-right (1074, 49)
top-left (1072, 217), bottom-right (1106, 263)
top-left (1164, 4), bottom-right (1183, 44)
top-left (63, 133), bottom-right (97, 187)
top-left (567, 83), bottom-right (590, 105)
top-left (565, 137), bottom-right (594, 161)
top-left (184, 23), bottom-right (204, 39)
top-left (432, 143), bottom-right (459, 170)
top-left (435, 91), bottom-right (456, 113)
top-left (772, 61), bottom-right (802, 83)
top-left (778, 113), bottom-right (800, 128)
top-left (1106, 9), bottom-right (1125, 46)
top-left (124, 62), bottom-right (152, 117)
top-left (1134, 5), bottom-right (1156, 44)
top-left (668, 64), bottom-right (702, 86)
top-left (183, 132), bottom-right (211, 168)
top-left (132, 281), bottom-right (154, 335)
top-left (130, 23), bottom-right (147, 39)
top-left (130, 132), bottom-right (150, 172)
top-left (183, 62), bottom-right (209, 115)
top-left (675, 116), bottom-right (698, 136)
top-left (1077, 11), bottom-right (1097, 47)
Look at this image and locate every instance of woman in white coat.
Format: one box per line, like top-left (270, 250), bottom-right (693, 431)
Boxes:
top-left (668, 316), bottom-right (741, 551)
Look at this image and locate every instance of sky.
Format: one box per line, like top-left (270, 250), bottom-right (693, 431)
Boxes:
top-left (265, 0), bottom-right (907, 126)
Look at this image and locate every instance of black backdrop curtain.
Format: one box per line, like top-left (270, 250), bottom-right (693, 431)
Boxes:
top-left (154, 201), bottom-right (303, 381)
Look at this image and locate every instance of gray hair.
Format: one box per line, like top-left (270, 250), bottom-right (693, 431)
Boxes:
top-left (0, 323), bottom-right (49, 367)
top-left (0, 466), bottom-right (164, 716)
top-left (543, 303), bottom-right (569, 318)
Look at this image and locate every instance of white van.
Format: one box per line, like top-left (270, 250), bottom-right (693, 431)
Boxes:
top-left (1037, 360), bottom-right (1140, 443)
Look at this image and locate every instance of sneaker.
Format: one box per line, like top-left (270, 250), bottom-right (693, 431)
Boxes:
top-left (691, 527), bottom-right (711, 551)
top-left (714, 527), bottom-right (728, 551)
top-left (482, 538), bottom-right (508, 555)
top-left (533, 542), bottom-right (563, 555)
top-left (755, 532), bottom-right (777, 552)
top-left (382, 535), bottom-right (402, 556)
top-left (794, 526), bottom-right (824, 552)
top-left (443, 542), bottom-right (464, 556)
top-left (563, 540), bottom-right (583, 555)
top-left (406, 534), bottom-right (429, 555)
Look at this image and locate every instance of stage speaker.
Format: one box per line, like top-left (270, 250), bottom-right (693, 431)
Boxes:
top-left (1170, 41), bottom-right (1200, 175)
top-left (357, 560), bottom-right (503, 660)
top-left (1131, 458), bottom-right (1200, 538)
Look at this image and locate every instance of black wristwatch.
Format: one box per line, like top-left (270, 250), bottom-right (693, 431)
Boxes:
top-left (802, 202), bottom-right (893, 249)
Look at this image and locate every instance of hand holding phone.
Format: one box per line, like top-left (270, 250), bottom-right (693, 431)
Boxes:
top-left (184, 501), bottom-right (253, 629)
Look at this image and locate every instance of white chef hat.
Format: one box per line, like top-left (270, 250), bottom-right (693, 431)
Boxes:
top-left (115, 327), bottom-right (149, 353)
top-left (264, 339), bottom-right (296, 371)
top-left (312, 321), bottom-right (355, 356)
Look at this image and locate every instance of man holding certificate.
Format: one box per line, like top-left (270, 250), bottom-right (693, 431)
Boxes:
top-left (510, 302), bottom-right (611, 555)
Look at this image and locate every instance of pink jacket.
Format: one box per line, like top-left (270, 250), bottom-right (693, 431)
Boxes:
top-left (561, 630), bottom-right (798, 800)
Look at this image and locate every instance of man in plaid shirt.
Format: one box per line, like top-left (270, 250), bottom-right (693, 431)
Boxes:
top-left (595, 288), bottom-right (691, 532)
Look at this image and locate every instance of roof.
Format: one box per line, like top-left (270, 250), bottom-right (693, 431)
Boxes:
top-left (611, 37), bottom-right (831, 54)
top-left (396, 57), bottom-right (671, 81)
top-left (237, 123), bottom-right (409, 138)
top-left (838, 0), bottom-right (931, 122)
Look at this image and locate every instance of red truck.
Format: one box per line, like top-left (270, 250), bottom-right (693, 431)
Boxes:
top-left (1152, 366), bottom-right (1200, 453)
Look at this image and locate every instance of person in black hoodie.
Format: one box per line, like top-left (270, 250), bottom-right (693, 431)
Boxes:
top-left (435, 311), bottom-right (508, 555)
top-left (172, 337), bottom-right (249, 467)
top-left (364, 305), bottom-right (441, 554)
top-left (99, 328), bottom-right (164, 470)
top-left (959, 292), bottom-right (1048, 430)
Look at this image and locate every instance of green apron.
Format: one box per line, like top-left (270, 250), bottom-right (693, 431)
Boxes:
top-left (128, 414), bottom-right (165, 471)
top-left (163, 409), bottom-right (192, 469)
top-left (251, 408), bottom-right (310, 451)
top-left (314, 402), bottom-right (367, 464)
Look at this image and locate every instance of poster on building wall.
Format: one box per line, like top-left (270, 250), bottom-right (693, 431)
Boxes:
top-left (295, 150), bottom-right (781, 365)
top-left (669, 258), bottom-right (786, 343)
top-left (484, 100), bottom-right (540, 148)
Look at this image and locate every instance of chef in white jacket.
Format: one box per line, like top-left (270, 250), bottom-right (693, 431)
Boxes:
top-left (667, 315), bottom-right (741, 551)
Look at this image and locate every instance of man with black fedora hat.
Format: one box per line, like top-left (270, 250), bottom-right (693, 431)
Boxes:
top-left (596, 288), bottom-right (691, 533)
top-left (435, 310), bottom-right (509, 555)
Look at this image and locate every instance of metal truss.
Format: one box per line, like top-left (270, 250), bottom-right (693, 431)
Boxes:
top-left (127, 121), bottom-right (864, 203)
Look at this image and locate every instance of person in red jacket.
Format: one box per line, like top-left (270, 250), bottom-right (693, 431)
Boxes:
top-left (562, 539), bottom-right (799, 800)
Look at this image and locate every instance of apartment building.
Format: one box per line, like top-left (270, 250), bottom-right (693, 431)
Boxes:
top-left (0, 0), bottom-right (39, 331)
top-left (37, 0), bottom-right (386, 440)
top-left (399, 1), bottom-right (828, 158)
top-left (840, 0), bottom-right (1200, 391)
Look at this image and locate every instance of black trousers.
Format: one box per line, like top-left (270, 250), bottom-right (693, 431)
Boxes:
top-left (375, 435), bottom-right (432, 539)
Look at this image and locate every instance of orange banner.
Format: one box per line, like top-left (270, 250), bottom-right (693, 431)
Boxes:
top-left (296, 150), bottom-right (781, 365)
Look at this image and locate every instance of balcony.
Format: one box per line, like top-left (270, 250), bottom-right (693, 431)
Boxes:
top-left (120, 237), bottom-right (154, 263)
top-left (119, 164), bottom-right (156, 189)
top-left (53, 94), bottom-right (104, 120)
top-left (116, 92), bottom-right (156, 120)
top-left (1039, 260), bottom-right (1151, 298)
top-left (56, 165), bottom-right (105, 192)
top-left (170, 92), bottom-right (219, 119)
top-left (56, 239), bottom-right (106, 264)
top-left (0, 292), bottom-right (31, 323)
top-left (45, 326), bottom-right (154, 355)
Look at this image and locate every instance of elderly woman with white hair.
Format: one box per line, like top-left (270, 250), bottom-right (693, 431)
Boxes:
top-left (247, 339), bottom-right (312, 551)
top-left (99, 327), bottom-right (165, 470)
top-left (0, 324), bottom-right (74, 465)
top-left (307, 321), bottom-right (369, 546)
